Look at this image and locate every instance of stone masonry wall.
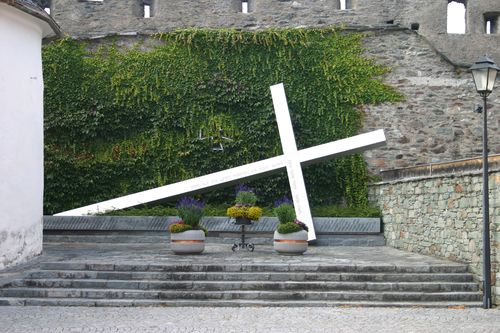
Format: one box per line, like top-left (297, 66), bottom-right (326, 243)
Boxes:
top-left (369, 156), bottom-right (500, 305)
top-left (42, 0), bottom-right (500, 64)
top-left (360, 28), bottom-right (500, 173)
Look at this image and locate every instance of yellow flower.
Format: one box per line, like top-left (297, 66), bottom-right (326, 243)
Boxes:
top-left (227, 205), bottom-right (262, 220)
top-left (247, 206), bottom-right (262, 220)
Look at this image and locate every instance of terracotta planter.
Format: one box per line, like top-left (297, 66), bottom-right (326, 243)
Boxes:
top-left (170, 229), bottom-right (205, 254)
top-left (273, 230), bottom-right (308, 255)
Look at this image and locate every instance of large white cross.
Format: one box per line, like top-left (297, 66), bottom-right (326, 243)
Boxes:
top-left (56, 83), bottom-right (386, 240)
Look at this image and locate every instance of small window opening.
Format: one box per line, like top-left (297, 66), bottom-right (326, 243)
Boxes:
top-left (411, 23), bottom-right (420, 31)
top-left (447, 1), bottom-right (466, 34)
top-left (242, 1), bottom-right (248, 13)
top-left (142, 1), bottom-right (153, 18)
top-left (38, 0), bottom-right (51, 14)
top-left (340, 0), bottom-right (346, 10)
top-left (484, 14), bottom-right (498, 34)
top-left (386, 20), bottom-right (394, 24)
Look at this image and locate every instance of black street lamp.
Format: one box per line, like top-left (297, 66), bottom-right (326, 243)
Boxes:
top-left (469, 55), bottom-right (499, 309)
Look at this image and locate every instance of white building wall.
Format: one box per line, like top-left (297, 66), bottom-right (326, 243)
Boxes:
top-left (0, 4), bottom-right (45, 269)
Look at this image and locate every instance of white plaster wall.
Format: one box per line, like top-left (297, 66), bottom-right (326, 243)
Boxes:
top-left (0, 4), bottom-right (45, 269)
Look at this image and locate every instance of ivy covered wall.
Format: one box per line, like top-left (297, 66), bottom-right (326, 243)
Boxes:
top-left (42, 28), bottom-right (400, 215)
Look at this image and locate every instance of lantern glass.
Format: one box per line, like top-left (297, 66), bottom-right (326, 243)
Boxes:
top-left (471, 68), bottom-right (489, 93)
top-left (470, 56), bottom-right (499, 96)
top-left (486, 67), bottom-right (498, 92)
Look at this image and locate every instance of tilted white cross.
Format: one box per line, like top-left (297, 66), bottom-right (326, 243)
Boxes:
top-left (56, 83), bottom-right (386, 240)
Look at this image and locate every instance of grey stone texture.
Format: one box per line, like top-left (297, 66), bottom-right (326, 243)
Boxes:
top-left (45, 0), bottom-right (500, 65)
top-left (361, 29), bottom-right (500, 173)
top-left (0, 307), bottom-right (499, 333)
top-left (369, 156), bottom-right (500, 306)
top-left (42, 216), bottom-right (385, 246)
top-left (43, 216), bottom-right (381, 233)
top-left (0, 242), bottom-right (483, 308)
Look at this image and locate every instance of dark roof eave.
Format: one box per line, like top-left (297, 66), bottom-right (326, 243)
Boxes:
top-left (2, 0), bottom-right (63, 38)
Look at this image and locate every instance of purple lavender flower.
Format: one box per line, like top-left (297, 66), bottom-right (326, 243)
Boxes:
top-left (274, 196), bottom-right (294, 208)
top-left (177, 197), bottom-right (204, 210)
top-left (235, 184), bottom-right (254, 194)
top-left (176, 197), bottom-right (205, 227)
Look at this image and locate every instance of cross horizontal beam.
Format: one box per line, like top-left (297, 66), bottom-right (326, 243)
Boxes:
top-left (55, 129), bottom-right (386, 217)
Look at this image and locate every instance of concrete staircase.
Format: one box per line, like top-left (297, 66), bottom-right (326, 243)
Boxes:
top-left (0, 217), bottom-right (482, 307)
top-left (0, 261), bottom-right (482, 307)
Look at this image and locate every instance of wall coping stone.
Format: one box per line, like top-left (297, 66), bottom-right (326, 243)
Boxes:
top-left (43, 216), bottom-right (381, 234)
top-left (375, 155), bottom-right (500, 185)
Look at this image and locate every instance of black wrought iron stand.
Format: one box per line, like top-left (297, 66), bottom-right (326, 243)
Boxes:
top-left (232, 218), bottom-right (255, 252)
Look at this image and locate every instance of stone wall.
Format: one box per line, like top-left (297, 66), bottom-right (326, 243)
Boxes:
top-left (393, 0), bottom-right (500, 65)
top-left (41, 0), bottom-right (500, 64)
top-left (360, 28), bottom-right (500, 173)
top-left (369, 156), bottom-right (500, 305)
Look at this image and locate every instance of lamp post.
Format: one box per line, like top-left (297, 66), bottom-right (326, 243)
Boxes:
top-left (469, 55), bottom-right (499, 309)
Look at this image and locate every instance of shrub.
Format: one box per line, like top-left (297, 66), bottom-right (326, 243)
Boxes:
top-left (274, 203), bottom-right (296, 224)
top-left (277, 222), bottom-right (302, 234)
top-left (177, 197), bottom-right (204, 227)
top-left (235, 191), bottom-right (257, 206)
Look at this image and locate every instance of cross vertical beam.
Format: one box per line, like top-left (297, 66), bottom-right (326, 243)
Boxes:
top-left (270, 83), bottom-right (316, 241)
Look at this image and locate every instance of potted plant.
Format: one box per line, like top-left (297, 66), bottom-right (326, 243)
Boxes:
top-left (273, 197), bottom-right (308, 255)
top-left (226, 185), bottom-right (263, 225)
top-left (169, 197), bottom-right (207, 254)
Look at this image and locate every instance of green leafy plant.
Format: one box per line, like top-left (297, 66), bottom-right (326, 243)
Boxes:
top-left (277, 222), bottom-right (303, 234)
top-left (42, 29), bottom-right (401, 214)
top-left (273, 203), bottom-right (296, 224)
top-left (273, 197), bottom-right (309, 234)
top-left (235, 191), bottom-right (257, 206)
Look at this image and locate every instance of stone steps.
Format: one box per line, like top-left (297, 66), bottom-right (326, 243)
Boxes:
top-left (38, 262), bottom-right (470, 273)
top-left (0, 298), bottom-right (483, 308)
top-left (26, 270), bottom-right (476, 283)
top-left (8, 279), bottom-right (479, 293)
top-left (0, 288), bottom-right (482, 302)
top-left (0, 261), bottom-right (482, 307)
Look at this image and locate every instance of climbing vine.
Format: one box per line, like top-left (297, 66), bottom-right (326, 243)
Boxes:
top-left (42, 28), bottom-right (401, 214)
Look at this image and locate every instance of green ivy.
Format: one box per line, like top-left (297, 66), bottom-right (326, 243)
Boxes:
top-left (43, 28), bottom-right (401, 214)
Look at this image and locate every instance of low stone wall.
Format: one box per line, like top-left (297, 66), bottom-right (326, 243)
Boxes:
top-left (369, 155), bottom-right (500, 305)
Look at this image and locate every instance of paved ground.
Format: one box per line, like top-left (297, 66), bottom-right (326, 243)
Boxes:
top-left (16, 242), bottom-right (475, 266)
top-left (0, 306), bottom-right (499, 332)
